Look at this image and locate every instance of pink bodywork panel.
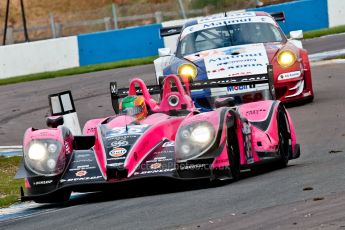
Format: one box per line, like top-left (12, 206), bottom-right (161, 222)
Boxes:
top-left (125, 117), bottom-right (184, 177)
top-left (238, 100), bottom-right (297, 163)
top-left (83, 118), bottom-right (108, 135)
top-left (238, 101), bottom-right (278, 163)
top-left (23, 126), bottom-right (74, 185)
top-left (156, 75), bottom-right (195, 113)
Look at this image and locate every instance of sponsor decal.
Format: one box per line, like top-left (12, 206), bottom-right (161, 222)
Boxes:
top-left (76, 170), bottom-right (87, 177)
top-left (227, 85), bottom-right (254, 92)
top-left (197, 12), bottom-right (255, 23)
top-left (109, 125), bottom-right (149, 135)
top-left (76, 153), bottom-right (91, 158)
top-left (242, 123), bottom-right (251, 135)
top-left (180, 164), bottom-right (208, 170)
top-left (60, 175), bottom-right (103, 183)
top-left (108, 162), bottom-right (124, 167)
top-left (111, 140), bottom-right (129, 147)
top-left (69, 165), bottom-right (96, 171)
top-left (182, 16), bottom-right (275, 38)
top-left (72, 159), bottom-right (93, 163)
top-left (204, 44), bottom-right (269, 80)
top-left (147, 157), bottom-right (171, 163)
top-left (86, 127), bottom-right (96, 134)
top-left (137, 168), bottom-right (175, 175)
top-left (109, 147), bottom-right (127, 157)
top-left (150, 163), bottom-right (162, 170)
top-left (245, 109), bottom-right (267, 116)
top-left (242, 123), bottom-right (253, 161)
top-left (278, 71), bottom-right (301, 81)
top-left (33, 180), bottom-right (53, 185)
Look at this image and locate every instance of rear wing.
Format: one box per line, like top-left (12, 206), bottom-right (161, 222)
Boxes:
top-left (160, 25), bottom-right (183, 37)
top-left (110, 65), bottom-right (274, 113)
top-left (270, 12), bottom-right (285, 22)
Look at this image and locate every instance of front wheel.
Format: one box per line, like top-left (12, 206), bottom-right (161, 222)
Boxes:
top-left (277, 107), bottom-right (291, 168)
top-left (227, 130), bottom-right (241, 181)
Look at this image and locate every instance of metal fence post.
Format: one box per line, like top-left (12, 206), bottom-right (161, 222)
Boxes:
top-left (104, 17), bottom-right (111, 30)
top-left (155, 11), bottom-right (163, 23)
top-left (49, 13), bottom-right (57, 38)
top-left (112, 3), bottom-right (119, 29)
top-left (56, 23), bottom-right (63, 38)
top-left (6, 27), bottom-right (14, 44)
top-left (177, 0), bottom-right (187, 19)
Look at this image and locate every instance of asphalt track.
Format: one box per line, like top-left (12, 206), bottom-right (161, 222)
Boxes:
top-left (1, 35), bottom-right (345, 146)
top-left (1, 38), bottom-right (345, 229)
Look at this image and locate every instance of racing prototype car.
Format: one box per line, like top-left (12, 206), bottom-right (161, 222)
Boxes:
top-left (154, 11), bottom-right (314, 109)
top-left (16, 67), bottom-right (300, 203)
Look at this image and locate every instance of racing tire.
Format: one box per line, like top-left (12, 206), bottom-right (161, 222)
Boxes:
top-left (33, 190), bottom-right (71, 204)
top-left (277, 107), bottom-right (291, 168)
top-left (227, 128), bottom-right (241, 181)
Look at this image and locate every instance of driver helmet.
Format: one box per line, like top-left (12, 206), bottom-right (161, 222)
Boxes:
top-left (120, 95), bottom-right (148, 120)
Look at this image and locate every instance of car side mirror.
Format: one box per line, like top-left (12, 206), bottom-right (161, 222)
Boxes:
top-left (214, 97), bottom-right (236, 108)
top-left (158, 48), bottom-right (172, 57)
top-left (289, 30), bottom-right (303, 40)
top-left (46, 116), bottom-right (64, 128)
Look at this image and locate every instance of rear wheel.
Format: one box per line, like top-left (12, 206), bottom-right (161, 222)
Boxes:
top-left (277, 107), bottom-right (291, 168)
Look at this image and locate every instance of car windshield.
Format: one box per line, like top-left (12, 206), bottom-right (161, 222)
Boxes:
top-left (177, 22), bottom-right (285, 57)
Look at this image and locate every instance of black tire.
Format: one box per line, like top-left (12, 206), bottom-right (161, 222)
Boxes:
top-left (33, 190), bottom-right (71, 204)
top-left (277, 107), bottom-right (291, 168)
top-left (227, 129), bottom-right (241, 181)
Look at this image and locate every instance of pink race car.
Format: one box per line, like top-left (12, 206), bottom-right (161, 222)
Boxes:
top-left (17, 66), bottom-right (300, 203)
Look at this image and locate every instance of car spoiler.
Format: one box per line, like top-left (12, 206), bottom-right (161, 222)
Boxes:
top-left (270, 12), bottom-right (285, 22)
top-left (160, 25), bottom-right (183, 37)
top-left (110, 65), bottom-right (274, 113)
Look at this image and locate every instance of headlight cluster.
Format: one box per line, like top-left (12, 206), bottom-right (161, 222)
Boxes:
top-left (24, 139), bottom-right (65, 176)
top-left (277, 50), bottom-right (297, 68)
top-left (178, 63), bottom-right (198, 80)
top-left (175, 121), bottom-right (216, 161)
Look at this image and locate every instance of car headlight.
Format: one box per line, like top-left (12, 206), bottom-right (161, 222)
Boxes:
top-left (24, 139), bottom-right (65, 176)
top-left (178, 63), bottom-right (198, 80)
top-left (175, 121), bottom-right (216, 161)
top-left (277, 50), bottom-right (297, 68)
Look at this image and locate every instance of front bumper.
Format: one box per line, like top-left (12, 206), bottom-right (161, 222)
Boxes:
top-left (275, 79), bottom-right (313, 103)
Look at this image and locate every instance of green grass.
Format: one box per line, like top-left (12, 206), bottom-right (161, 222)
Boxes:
top-left (0, 56), bottom-right (157, 86)
top-left (0, 156), bottom-right (24, 208)
top-left (334, 55), bottom-right (345, 59)
top-left (325, 54), bottom-right (345, 60)
top-left (303, 25), bottom-right (345, 39)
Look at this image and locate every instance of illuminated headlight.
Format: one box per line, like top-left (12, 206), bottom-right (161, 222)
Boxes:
top-left (28, 143), bottom-right (47, 160)
top-left (175, 121), bottom-right (215, 161)
top-left (24, 139), bottom-right (64, 176)
top-left (277, 50), bottom-right (297, 68)
top-left (178, 63), bottom-right (198, 80)
top-left (191, 126), bottom-right (213, 143)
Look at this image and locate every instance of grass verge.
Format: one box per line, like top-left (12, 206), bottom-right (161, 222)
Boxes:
top-left (0, 156), bottom-right (23, 208)
top-left (0, 56), bottom-right (157, 86)
top-left (333, 55), bottom-right (345, 59)
top-left (303, 25), bottom-right (345, 39)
